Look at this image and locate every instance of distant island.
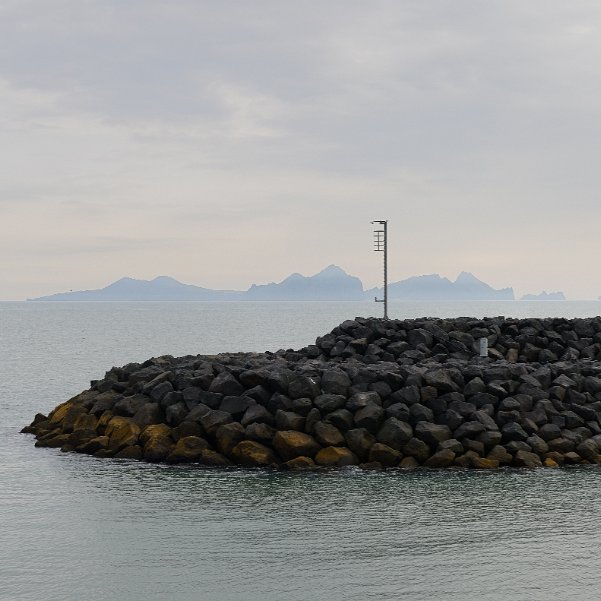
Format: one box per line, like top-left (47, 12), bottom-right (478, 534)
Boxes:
top-left (521, 291), bottom-right (566, 301)
top-left (28, 265), bottom-right (523, 302)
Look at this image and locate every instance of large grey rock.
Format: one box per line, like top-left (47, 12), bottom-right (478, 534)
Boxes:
top-left (132, 403), bottom-right (163, 428)
top-left (242, 385), bottom-right (271, 405)
top-left (576, 438), bottom-right (600, 460)
top-left (275, 410), bottom-right (305, 431)
top-left (454, 421), bottom-right (486, 439)
top-left (385, 402), bottom-right (410, 422)
top-left (368, 443), bottom-right (401, 467)
top-left (477, 430), bottom-right (502, 450)
top-left (209, 372), bottom-right (244, 396)
top-left (165, 402), bottom-right (188, 426)
top-left (324, 409), bottom-right (354, 431)
top-left (245, 422), bottom-right (276, 444)
top-left (241, 404), bottom-right (274, 427)
top-left (537, 423), bottom-right (562, 442)
top-left (514, 450), bottom-right (543, 468)
top-left (501, 421), bottom-right (529, 442)
top-left (345, 428), bottom-right (376, 460)
top-left (288, 375), bottom-right (320, 400)
top-left (414, 422), bottom-right (452, 446)
top-left (200, 409), bottom-right (233, 435)
top-left (354, 404), bottom-right (385, 434)
top-left (438, 438), bottom-right (463, 454)
top-left (286, 396), bottom-right (314, 416)
top-left (186, 403), bottom-right (211, 423)
top-left (472, 410), bottom-right (499, 431)
top-left (376, 418), bottom-right (413, 450)
top-left (402, 437), bottom-right (431, 463)
top-left (464, 377), bottom-right (486, 397)
top-left (219, 396), bottom-right (255, 418)
top-left (424, 369), bottom-right (458, 393)
top-left (314, 394), bottom-right (346, 413)
top-left (313, 422), bottom-right (345, 447)
top-left (305, 407), bottom-right (321, 434)
top-left (408, 403), bottom-right (434, 424)
top-left (320, 369), bottom-right (351, 396)
top-left (346, 392), bottom-right (381, 412)
top-left (424, 449), bottom-right (456, 468)
top-left (526, 434), bottom-right (549, 455)
top-left (149, 381), bottom-right (174, 402)
top-left (113, 395), bottom-right (149, 417)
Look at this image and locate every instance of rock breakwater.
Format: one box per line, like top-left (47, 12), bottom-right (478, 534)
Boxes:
top-left (22, 316), bottom-right (601, 469)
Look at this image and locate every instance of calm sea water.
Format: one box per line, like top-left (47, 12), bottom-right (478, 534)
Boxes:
top-left (3, 300), bottom-right (601, 601)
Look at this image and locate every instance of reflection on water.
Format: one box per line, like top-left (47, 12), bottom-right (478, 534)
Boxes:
top-left (5, 430), bottom-right (601, 601)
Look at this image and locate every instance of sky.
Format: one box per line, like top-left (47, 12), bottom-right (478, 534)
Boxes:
top-left (2, 1), bottom-right (601, 300)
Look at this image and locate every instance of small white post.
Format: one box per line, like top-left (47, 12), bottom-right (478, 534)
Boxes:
top-left (479, 337), bottom-right (488, 358)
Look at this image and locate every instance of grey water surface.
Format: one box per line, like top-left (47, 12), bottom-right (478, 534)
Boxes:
top-left (2, 300), bottom-right (601, 601)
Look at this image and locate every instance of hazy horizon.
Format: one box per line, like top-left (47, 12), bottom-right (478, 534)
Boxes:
top-left (3, 2), bottom-right (601, 300)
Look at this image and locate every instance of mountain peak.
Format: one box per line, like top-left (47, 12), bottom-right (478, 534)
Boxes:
top-left (455, 271), bottom-right (480, 283)
top-left (151, 276), bottom-right (182, 285)
top-left (314, 264), bottom-right (349, 278)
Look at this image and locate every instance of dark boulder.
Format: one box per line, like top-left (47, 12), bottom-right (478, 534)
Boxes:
top-left (314, 394), bottom-right (347, 413)
top-left (345, 428), bottom-right (376, 460)
top-left (368, 443), bottom-right (401, 467)
top-left (320, 369), bottom-right (351, 396)
top-left (209, 372), bottom-right (244, 396)
top-left (424, 449), bottom-right (456, 468)
top-left (324, 409), bottom-right (355, 432)
top-left (275, 410), bottom-right (305, 431)
top-left (501, 422), bottom-right (529, 443)
top-left (354, 404), bottom-right (385, 434)
top-left (376, 418), bottom-right (413, 450)
top-left (313, 422), bottom-right (346, 447)
top-left (414, 422), bottom-right (452, 447)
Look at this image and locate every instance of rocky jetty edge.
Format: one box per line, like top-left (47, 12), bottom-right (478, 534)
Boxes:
top-left (22, 316), bottom-right (601, 470)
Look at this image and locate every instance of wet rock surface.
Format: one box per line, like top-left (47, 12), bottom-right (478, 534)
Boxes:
top-left (22, 316), bottom-right (601, 470)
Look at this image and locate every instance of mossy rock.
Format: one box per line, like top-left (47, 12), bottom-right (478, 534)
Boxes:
top-left (166, 436), bottom-right (210, 463)
top-left (48, 401), bottom-right (74, 426)
top-left (143, 436), bottom-right (173, 462)
top-left (140, 423), bottom-right (172, 445)
top-left (471, 457), bottom-right (500, 469)
top-left (315, 446), bottom-right (358, 467)
top-left (231, 440), bottom-right (278, 467)
top-left (115, 445), bottom-right (143, 460)
top-left (106, 417), bottom-right (141, 451)
top-left (76, 436), bottom-right (109, 454)
top-left (199, 449), bottom-right (231, 467)
top-left (284, 456), bottom-right (316, 470)
top-left (272, 431), bottom-right (320, 461)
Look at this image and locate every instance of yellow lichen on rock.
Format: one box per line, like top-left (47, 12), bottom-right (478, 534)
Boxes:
top-left (231, 440), bottom-right (278, 467)
top-left (140, 423), bottom-right (172, 444)
top-left (471, 457), bottom-right (500, 469)
top-left (48, 401), bottom-right (74, 425)
top-left (106, 417), bottom-right (141, 451)
top-left (315, 446), bottom-right (358, 467)
top-left (166, 436), bottom-right (210, 463)
top-left (73, 413), bottom-right (98, 432)
top-left (272, 431), bottom-right (320, 460)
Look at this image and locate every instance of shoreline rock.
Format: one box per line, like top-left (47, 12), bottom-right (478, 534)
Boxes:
top-left (22, 316), bottom-right (601, 470)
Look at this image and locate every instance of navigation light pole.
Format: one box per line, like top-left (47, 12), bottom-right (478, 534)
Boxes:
top-left (372, 220), bottom-right (388, 320)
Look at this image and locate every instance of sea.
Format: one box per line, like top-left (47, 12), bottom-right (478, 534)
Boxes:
top-left (3, 300), bottom-right (601, 601)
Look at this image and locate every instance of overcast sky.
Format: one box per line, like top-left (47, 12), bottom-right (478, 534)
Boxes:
top-left (2, 1), bottom-right (601, 300)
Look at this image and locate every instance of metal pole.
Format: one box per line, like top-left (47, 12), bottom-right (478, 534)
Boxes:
top-left (383, 220), bottom-right (388, 320)
top-left (372, 220), bottom-right (388, 320)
